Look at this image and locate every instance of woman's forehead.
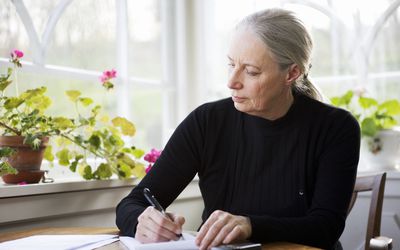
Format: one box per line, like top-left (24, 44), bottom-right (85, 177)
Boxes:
top-left (228, 28), bottom-right (275, 66)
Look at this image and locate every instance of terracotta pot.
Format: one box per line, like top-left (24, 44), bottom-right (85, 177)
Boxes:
top-left (0, 136), bottom-right (49, 184)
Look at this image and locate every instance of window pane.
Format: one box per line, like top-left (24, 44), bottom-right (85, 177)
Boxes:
top-left (0, 1), bottom-right (31, 60)
top-left (127, 87), bottom-right (163, 149)
top-left (127, 0), bottom-right (162, 79)
top-left (369, 9), bottom-right (400, 73)
top-left (46, 0), bottom-right (117, 71)
top-left (202, 0), bottom-right (400, 102)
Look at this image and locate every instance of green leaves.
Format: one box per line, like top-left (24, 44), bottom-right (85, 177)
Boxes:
top-left (0, 67), bottom-right (12, 92)
top-left (0, 147), bottom-right (15, 157)
top-left (69, 155), bottom-right (84, 172)
top-left (0, 162), bottom-right (17, 176)
top-left (52, 117), bottom-right (74, 130)
top-left (66, 90), bottom-right (93, 107)
top-left (331, 90), bottom-right (353, 107)
top-left (0, 63), bottom-right (145, 180)
top-left (378, 100), bottom-right (400, 116)
top-left (359, 97), bottom-right (377, 109)
top-left (331, 90), bottom-right (400, 137)
top-left (4, 97), bottom-right (23, 109)
top-left (88, 134), bottom-right (101, 149)
top-left (94, 163), bottom-right (112, 179)
top-left (44, 145), bottom-right (54, 161)
top-left (56, 148), bottom-right (70, 166)
top-left (66, 90), bottom-right (81, 102)
top-left (112, 117), bottom-right (136, 136)
top-left (361, 118), bottom-right (377, 137)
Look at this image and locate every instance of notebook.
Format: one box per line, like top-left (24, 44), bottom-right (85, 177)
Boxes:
top-left (119, 233), bottom-right (261, 250)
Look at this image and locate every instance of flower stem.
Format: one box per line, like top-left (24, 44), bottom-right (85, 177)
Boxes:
top-left (14, 65), bottom-right (19, 96)
top-left (0, 121), bottom-right (21, 135)
top-left (60, 134), bottom-right (103, 158)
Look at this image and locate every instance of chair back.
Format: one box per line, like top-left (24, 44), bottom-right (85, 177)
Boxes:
top-left (348, 172), bottom-right (387, 250)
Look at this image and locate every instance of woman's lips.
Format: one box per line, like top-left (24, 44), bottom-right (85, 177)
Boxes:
top-left (232, 96), bottom-right (245, 103)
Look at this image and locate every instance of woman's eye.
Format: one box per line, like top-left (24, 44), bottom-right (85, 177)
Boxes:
top-left (246, 70), bottom-right (260, 76)
top-left (228, 63), bottom-right (235, 68)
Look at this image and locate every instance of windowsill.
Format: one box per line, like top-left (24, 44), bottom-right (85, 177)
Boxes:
top-left (0, 175), bottom-right (200, 199)
top-left (0, 178), bottom-right (139, 198)
top-left (357, 169), bottom-right (400, 178)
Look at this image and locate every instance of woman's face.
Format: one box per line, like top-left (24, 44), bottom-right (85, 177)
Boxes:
top-left (227, 28), bottom-right (296, 120)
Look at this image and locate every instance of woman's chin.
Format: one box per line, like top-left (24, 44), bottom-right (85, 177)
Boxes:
top-left (233, 102), bottom-right (248, 113)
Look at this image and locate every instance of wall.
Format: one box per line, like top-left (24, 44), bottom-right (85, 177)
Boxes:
top-left (0, 178), bottom-right (204, 234)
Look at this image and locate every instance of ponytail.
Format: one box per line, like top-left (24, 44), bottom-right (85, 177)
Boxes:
top-left (293, 72), bottom-right (322, 101)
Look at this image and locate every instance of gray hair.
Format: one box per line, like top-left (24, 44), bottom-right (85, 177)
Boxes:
top-left (237, 8), bottom-right (321, 100)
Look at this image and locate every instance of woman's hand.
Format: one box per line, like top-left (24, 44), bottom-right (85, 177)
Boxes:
top-left (134, 206), bottom-right (185, 243)
top-left (195, 210), bottom-right (252, 250)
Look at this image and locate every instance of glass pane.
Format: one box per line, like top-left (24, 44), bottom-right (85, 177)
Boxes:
top-left (127, 0), bottom-right (162, 79)
top-left (127, 87), bottom-right (163, 149)
top-left (0, 1), bottom-right (31, 61)
top-left (203, 0), bottom-right (400, 103)
top-left (22, 0), bottom-right (60, 35)
top-left (46, 0), bottom-right (117, 71)
top-left (9, 71), bottom-right (118, 116)
top-left (369, 9), bottom-right (400, 73)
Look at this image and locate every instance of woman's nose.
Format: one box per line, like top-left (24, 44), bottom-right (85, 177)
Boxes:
top-left (227, 69), bottom-right (242, 89)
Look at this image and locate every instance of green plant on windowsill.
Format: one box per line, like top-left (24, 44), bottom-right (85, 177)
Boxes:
top-left (0, 49), bottom-right (146, 181)
top-left (331, 90), bottom-right (400, 137)
top-left (331, 90), bottom-right (400, 154)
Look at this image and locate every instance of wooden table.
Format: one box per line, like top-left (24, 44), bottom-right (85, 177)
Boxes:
top-left (0, 227), bottom-right (320, 250)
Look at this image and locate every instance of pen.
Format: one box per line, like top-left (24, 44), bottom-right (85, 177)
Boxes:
top-left (143, 188), bottom-right (184, 239)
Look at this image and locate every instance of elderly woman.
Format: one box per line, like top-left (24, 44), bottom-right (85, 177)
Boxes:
top-left (116, 8), bottom-right (360, 250)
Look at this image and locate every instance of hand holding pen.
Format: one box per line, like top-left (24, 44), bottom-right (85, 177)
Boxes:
top-left (134, 187), bottom-right (185, 243)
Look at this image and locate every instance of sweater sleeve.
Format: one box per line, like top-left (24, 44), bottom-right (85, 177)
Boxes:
top-left (248, 112), bottom-right (360, 249)
top-left (115, 108), bottom-right (205, 236)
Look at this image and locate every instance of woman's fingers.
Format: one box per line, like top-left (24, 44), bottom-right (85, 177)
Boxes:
top-left (167, 212), bottom-right (186, 228)
top-left (195, 210), bottom-right (221, 245)
top-left (195, 210), bottom-right (252, 250)
top-left (135, 207), bottom-right (184, 243)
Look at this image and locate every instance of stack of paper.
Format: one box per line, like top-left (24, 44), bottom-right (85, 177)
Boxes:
top-left (0, 234), bottom-right (118, 250)
top-left (119, 233), bottom-right (261, 250)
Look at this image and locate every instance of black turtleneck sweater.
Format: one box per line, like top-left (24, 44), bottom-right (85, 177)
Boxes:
top-left (116, 93), bottom-right (360, 249)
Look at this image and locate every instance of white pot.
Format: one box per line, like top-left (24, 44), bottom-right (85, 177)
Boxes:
top-left (360, 128), bottom-right (400, 171)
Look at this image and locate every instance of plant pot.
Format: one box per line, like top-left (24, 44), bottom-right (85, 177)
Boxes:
top-left (360, 128), bottom-right (400, 171)
top-left (0, 136), bottom-right (49, 184)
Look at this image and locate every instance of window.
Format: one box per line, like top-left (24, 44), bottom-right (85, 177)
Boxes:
top-left (200, 0), bottom-right (400, 103)
top-left (0, 0), bottom-right (176, 150)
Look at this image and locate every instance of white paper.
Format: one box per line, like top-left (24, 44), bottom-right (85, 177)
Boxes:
top-left (0, 234), bottom-right (118, 250)
top-left (119, 233), bottom-right (226, 250)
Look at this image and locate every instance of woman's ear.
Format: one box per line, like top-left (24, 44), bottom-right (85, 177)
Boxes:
top-left (285, 64), bottom-right (301, 85)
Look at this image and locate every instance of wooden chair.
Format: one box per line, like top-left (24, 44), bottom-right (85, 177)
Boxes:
top-left (348, 172), bottom-right (393, 250)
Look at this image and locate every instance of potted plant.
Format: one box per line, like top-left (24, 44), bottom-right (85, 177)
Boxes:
top-left (331, 89), bottom-right (400, 170)
top-left (0, 50), bottom-right (146, 184)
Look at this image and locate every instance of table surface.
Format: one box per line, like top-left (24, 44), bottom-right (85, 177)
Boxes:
top-left (0, 227), bottom-right (321, 250)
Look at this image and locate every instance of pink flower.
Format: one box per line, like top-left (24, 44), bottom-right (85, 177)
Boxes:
top-left (13, 49), bottom-right (24, 58)
top-left (143, 148), bottom-right (162, 174)
top-left (144, 148), bottom-right (162, 163)
top-left (99, 75), bottom-right (108, 83)
top-left (17, 181), bottom-right (28, 185)
top-left (100, 69), bottom-right (117, 83)
top-left (105, 69), bottom-right (117, 79)
top-left (10, 49), bottom-right (23, 67)
top-left (100, 69), bottom-right (117, 90)
top-left (145, 164), bottom-right (152, 174)
top-left (353, 85), bottom-right (367, 97)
